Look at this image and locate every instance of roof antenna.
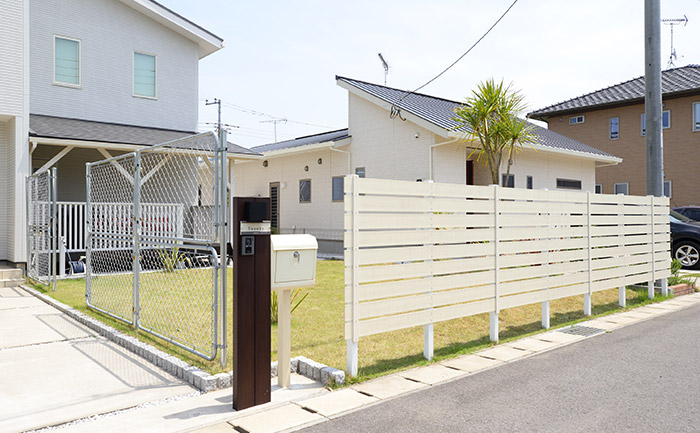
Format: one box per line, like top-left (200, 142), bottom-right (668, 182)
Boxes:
top-left (662, 15), bottom-right (688, 69)
top-left (378, 53), bottom-right (389, 85)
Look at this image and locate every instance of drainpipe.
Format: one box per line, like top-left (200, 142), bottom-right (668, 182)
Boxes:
top-left (428, 137), bottom-right (459, 181)
top-left (330, 145), bottom-right (352, 174)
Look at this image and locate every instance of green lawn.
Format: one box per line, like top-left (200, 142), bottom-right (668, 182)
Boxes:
top-left (30, 260), bottom-right (676, 382)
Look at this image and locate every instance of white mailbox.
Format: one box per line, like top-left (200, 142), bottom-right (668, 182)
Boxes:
top-left (270, 234), bottom-right (318, 289)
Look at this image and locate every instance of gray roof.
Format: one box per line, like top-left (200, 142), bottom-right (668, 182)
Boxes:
top-left (252, 129), bottom-right (350, 153)
top-left (337, 76), bottom-right (616, 159)
top-left (529, 64), bottom-right (700, 118)
top-left (29, 114), bottom-right (259, 156)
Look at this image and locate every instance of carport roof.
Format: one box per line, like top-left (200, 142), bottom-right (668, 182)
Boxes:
top-left (29, 114), bottom-right (260, 156)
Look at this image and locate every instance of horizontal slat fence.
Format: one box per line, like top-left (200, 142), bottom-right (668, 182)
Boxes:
top-left (344, 176), bottom-right (670, 372)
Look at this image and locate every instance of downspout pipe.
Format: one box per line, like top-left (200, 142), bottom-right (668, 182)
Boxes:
top-left (429, 138), bottom-right (459, 181)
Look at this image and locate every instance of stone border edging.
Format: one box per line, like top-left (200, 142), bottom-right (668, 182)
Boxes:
top-left (19, 285), bottom-right (344, 392)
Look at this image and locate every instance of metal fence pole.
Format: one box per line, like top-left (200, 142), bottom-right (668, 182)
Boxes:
top-left (25, 176), bottom-right (30, 280)
top-left (219, 128), bottom-right (228, 368)
top-left (51, 167), bottom-right (58, 292)
top-left (85, 163), bottom-right (92, 303)
top-left (132, 151), bottom-right (142, 330)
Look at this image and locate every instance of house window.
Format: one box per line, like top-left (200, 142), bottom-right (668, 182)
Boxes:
top-left (556, 178), bottom-right (582, 190)
top-left (569, 115), bottom-right (585, 125)
top-left (641, 110), bottom-right (670, 135)
top-left (299, 179), bottom-right (311, 203)
top-left (694, 102), bottom-right (700, 131)
top-left (664, 180), bottom-right (672, 198)
top-left (610, 117), bottom-right (619, 140)
top-left (614, 183), bottom-right (629, 195)
top-left (595, 184), bottom-right (602, 194)
top-left (355, 167), bottom-right (365, 178)
top-left (54, 36), bottom-right (80, 86)
top-left (332, 176), bottom-right (344, 201)
top-left (134, 52), bottom-right (156, 98)
top-left (501, 174), bottom-right (514, 188)
top-left (526, 176), bottom-right (533, 190)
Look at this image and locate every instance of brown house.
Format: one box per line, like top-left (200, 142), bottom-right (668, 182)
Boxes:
top-left (528, 64), bottom-right (700, 207)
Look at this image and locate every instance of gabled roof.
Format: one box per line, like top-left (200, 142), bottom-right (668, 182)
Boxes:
top-left (528, 64), bottom-right (700, 119)
top-left (336, 76), bottom-right (618, 161)
top-left (29, 114), bottom-right (260, 157)
top-left (252, 129), bottom-right (350, 153)
top-left (119, 0), bottom-right (223, 59)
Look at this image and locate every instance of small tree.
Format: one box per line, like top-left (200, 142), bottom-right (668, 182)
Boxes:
top-left (452, 79), bottom-right (535, 186)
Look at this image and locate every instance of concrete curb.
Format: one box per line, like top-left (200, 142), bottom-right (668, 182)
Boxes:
top-left (19, 284), bottom-right (344, 392)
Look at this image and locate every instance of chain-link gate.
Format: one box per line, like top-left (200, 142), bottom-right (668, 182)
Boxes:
top-left (85, 132), bottom-right (228, 363)
top-left (26, 168), bottom-right (57, 290)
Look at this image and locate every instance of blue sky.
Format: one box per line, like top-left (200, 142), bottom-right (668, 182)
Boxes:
top-left (166, 0), bottom-right (700, 148)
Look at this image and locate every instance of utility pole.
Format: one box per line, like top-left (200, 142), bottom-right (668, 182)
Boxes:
top-left (644, 0), bottom-right (663, 198)
top-left (205, 98), bottom-right (222, 134)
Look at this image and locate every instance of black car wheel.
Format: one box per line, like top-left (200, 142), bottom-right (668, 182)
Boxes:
top-left (674, 241), bottom-right (700, 270)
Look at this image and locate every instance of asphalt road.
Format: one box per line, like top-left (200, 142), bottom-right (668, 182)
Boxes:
top-left (300, 304), bottom-right (700, 433)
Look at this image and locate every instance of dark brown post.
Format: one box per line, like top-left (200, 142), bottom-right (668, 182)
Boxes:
top-left (232, 197), bottom-right (271, 410)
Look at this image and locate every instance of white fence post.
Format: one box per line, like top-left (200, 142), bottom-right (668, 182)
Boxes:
top-left (542, 190), bottom-right (550, 329)
top-left (584, 191), bottom-right (592, 316)
top-left (59, 236), bottom-right (66, 277)
top-left (618, 197), bottom-right (626, 307)
top-left (347, 174), bottom-right (360, 377)
top-left (491, 184), bottom-right (499, 343)
top-left (423, 180), bottom-right (434, 360)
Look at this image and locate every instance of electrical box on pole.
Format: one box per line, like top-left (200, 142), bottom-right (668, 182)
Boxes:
top-left (232, 197), bottom-right (271, 410)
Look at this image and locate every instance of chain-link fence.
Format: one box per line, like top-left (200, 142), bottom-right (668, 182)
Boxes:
top-left (86, 132), bottom-right (228, 362)
top-left (26, 168), bottom-right (57, 289)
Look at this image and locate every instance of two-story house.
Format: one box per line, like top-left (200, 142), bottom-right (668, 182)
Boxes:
top-left (233, 76), bottom-right (621, 255)
top-left (0, 0), bottom-right (258, 268)
top-left (528, 64), bottom-right (700, 206)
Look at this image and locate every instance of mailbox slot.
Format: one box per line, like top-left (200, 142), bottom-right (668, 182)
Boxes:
top-left (270, 234), bottom-right (318, 289)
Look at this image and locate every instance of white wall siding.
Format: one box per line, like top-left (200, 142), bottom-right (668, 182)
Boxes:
top-left (234, 148), bottom-right (349, 233)
top-left (433, 141), bottom-right (466, 184)
top-left (0, 121), bottom-right (8, 261)
top-left (505, 150), bottom-right (596, 192)
top-left (348, 94), bottom-right (434, 181)
top-left (30, 0), bottom-right (199, 131)
top-left (0, 0), bottom-right (25, 116)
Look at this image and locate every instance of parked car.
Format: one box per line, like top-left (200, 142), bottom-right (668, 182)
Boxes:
top-left (673, 206), bottom-right (700, 222)
top-left (671, 209), bottom-right (700, 270)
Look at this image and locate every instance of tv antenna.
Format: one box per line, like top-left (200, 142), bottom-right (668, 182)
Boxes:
top-left (259, 118), bottom-right (287, 142)
top-left (378, 53), bottom-right (389, 85)
top-left (662, 15), bottom-right (688, 68)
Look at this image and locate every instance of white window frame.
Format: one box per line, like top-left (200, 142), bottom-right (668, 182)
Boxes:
top-left (664, 180), bottom-right (672, 198)
top-left (133, 51), bottom-right (157, 100)
top-left (693, 102), bottom-right (700, 132)
top-left (614, 182), bottom-right (629, 195)
top-left (641, 110), bottom-right (670, 136)
top-left (569, 115), bottom-right (585, 125)
top-left (609, 117), bottom-right (619, 140)
top-left (53, 35), bottom-right (81, 88)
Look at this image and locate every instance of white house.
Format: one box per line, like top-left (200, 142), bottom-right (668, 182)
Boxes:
top-left (0, 0), bottom-right (259, 268)
top-left (234, 76), bottom-right (622, 254)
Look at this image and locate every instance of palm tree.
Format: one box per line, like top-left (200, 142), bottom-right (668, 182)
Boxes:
top-left (452, 79), bottom-right (535, 186)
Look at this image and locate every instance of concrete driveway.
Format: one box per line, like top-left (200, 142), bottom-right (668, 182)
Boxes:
top-left (0, 285), bottom-right (194, 432)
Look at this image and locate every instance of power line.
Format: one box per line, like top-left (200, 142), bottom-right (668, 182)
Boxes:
top-left (397, 0), bottom-right (520, 103)
top-left (218, 101), bottom-right (335, 129)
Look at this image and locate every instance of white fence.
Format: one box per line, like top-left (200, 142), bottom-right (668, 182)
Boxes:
top-left (344, 176), bottom-right (671, 375)
top-left (57, 202), bottom-right (184, 252)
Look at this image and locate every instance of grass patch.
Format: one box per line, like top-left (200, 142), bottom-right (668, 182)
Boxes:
top-left (29, 260), bottom-right (673, 382)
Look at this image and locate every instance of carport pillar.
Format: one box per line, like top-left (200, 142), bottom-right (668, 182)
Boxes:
top-left (583, 294), bottom-right (592, 316)
top-left (619, 286), bottom-right (626, 307)
top-left (541, 301), bottom-right (550, 329)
